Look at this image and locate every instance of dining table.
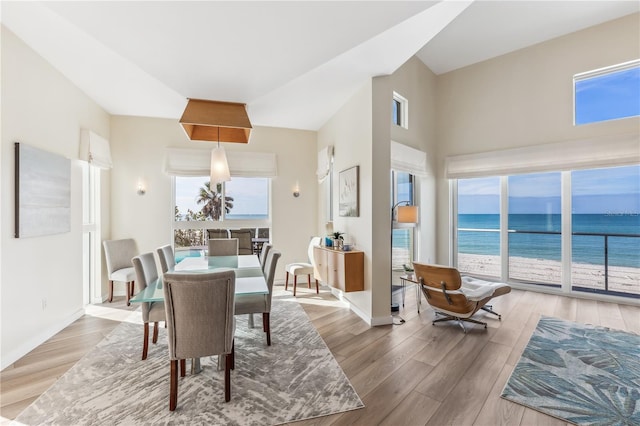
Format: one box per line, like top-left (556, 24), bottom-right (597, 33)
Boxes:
top-left (129, 254), bottom-right (268, 372)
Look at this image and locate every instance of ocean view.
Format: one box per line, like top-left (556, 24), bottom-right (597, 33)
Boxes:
top-left (458, 214), bottom-right (640, 268)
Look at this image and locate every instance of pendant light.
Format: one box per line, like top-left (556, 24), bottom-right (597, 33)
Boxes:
top-left (210, 127), bottom-right (231, 184)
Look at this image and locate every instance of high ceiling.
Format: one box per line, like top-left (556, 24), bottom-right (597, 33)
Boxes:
top-left (2, 1), bottom-right (638, 131)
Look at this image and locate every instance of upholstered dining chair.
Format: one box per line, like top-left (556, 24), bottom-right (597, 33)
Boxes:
top-left (163, 270), bottom-right (236, 409)
top-left (131, 252), bottom-right (165, 360)
top-left (230, 229), bottom-right (253, 255)
top-left (412, 262), bottom-right (511, 333)
top-left (235, 249), bottom-right (281, 346)
top-left (284, 236), bottom-right (321, 296)
top-left (207, 229), bottom-right (229, 239)
top-left (103, 238), bottom-right (138, 306)
top-left (156, 244), bottom-right (175, 273)
top-left (259, 243), bottom-right (272, 273)
top-left (208, 238), bottom-right (239, 256)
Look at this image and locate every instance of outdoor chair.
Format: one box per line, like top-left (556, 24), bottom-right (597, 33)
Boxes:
top-left (412, 262), bottom-right (511, 333)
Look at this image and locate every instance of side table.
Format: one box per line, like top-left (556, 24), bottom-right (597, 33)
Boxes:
top-left (399, 274), bottom-right (422, 313)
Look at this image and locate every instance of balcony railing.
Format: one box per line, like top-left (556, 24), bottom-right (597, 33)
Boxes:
top-left (457, 228), bottom-right (640, 298)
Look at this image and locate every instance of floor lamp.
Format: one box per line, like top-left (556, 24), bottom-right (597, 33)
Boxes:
top-left (391, 201), bottom-right (419, 314)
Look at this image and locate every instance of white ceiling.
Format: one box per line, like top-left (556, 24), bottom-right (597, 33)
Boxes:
top-left (2, 1), bottom-right (638, 131)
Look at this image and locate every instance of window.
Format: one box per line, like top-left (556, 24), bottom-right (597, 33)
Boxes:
top-left (457, 177), bottom-right (501, 278)
top-left (455, 166), bottom-right (640, 299)
top-left (571, 165), bottom-right (640, 297)
top-left (392, 91), bottom-right (408, 129)
top-left (508, 172), bottom-right (561, 286)
top-left (391, 171), bottom-right (416, 272)
top-left (574, 60), bottom-right (640, 125)
top-left (173, 176), bottom-right (270, 257)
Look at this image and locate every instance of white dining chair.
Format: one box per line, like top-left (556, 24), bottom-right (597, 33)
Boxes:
top-left (103, 238), bottom-right (138, 306)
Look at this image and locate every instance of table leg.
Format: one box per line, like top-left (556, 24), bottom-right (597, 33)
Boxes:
top-left (248, 313), bottom-right (254, 328)
top-left (401, 278), bottom-right (406, 307)
top-left (191, 358), bottom-right (202, 374)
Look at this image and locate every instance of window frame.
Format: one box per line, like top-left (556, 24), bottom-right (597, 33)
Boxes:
top-left (392, 91), bottom-right (409, 129)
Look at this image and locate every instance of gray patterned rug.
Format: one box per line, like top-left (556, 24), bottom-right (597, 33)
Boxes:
top-left (501, 316), bottom-right (640, 425)
top-left (15, 295), bottom-right (364, 425)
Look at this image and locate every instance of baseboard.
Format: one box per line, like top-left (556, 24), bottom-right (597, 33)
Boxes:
top-left (1, 308), bottom-right (85, 370)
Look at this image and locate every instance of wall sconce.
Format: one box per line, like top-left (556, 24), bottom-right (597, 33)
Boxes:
top-left (293, 181), bottom-right (300, 197)
top-left (137, 181), bottom-right (146, 196)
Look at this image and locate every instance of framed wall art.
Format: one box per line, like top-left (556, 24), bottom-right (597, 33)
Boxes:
top-left (339, 165), bottom-right (359, 217)
top-left (15, 142), bottom-right (71, 238)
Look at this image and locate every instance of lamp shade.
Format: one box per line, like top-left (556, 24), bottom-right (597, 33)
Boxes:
top-left (397, 205), bottom-right (418, 223)
top-left (210, 146), bottom-right (231, 184)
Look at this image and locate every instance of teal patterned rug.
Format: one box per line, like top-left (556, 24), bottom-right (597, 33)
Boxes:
top-left (502, 316), bottom-right (640, 425)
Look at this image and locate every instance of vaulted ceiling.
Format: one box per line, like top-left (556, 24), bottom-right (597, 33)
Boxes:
top-left (2, 1), bottom-right (638, 130)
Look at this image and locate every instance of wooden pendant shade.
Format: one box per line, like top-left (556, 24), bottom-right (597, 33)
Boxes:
top-left (179, 99), bottom-right (252, 143)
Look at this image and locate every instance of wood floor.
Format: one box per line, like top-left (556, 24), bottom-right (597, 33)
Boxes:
top-left (2, 284), bottom-right (639, 425)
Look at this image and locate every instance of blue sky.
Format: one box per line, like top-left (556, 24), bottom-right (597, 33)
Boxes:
top-left (458, 166), bottom-right (640, 214)
top-left (575, 65), bottom-right (640, 125)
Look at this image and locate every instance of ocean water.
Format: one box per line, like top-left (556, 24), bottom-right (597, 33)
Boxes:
top-left (457, 214), bottom-right (640, 268)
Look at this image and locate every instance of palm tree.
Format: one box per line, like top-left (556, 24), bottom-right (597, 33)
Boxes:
top-left (196, 181), bottom-right (234, 221)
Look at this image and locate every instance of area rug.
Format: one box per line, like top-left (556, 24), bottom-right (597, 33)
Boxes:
top-left (14, 295), bottom-right (364, 425)
top-left (501, 316), bottom-right (640, 425)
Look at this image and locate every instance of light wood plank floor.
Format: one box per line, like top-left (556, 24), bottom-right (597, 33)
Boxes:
top-left (2, 284), bottom-right (639, 425)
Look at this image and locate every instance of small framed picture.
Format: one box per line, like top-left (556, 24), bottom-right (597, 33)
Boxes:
top-left (339, 166), bottom-right (359, 217)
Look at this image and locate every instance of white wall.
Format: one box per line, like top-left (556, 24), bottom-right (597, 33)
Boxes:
top-left (434, 13), bottom-right (640, 265)
top-left (1, 27), bottom-right (111, 368)
top-left (317, 56), bottom-right (437, 325)
top-left (109, 116), bottom-right (318, 280)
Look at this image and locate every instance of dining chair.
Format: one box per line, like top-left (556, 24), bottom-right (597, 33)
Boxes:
top-left (163, 270), bottom-right (236, 409)
top-left (235, 249), bottom-right (281, 346)
top-left (103, 238), bottom-right (138, 306)
top-left (285, 236), bottom-right (321, 296)
top-left (131, 252), bottom-right (166, 360)
top-left (259, 243), bottom-right (272, 273)
top-left (156, 244), bottom-right (176, 273)
top-left (230, 229), bottom-right (253, 255)
top-left (207, 229), bottom-right (229, 239)
top-left (208, 238), bottom-right (239, 256)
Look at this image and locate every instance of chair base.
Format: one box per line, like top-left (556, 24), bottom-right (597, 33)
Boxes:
top-left (285, 272), bottom-right (319, 297)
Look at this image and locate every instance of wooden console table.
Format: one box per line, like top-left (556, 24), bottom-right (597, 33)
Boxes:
top-left (313, 246), bottom-right (364, 292)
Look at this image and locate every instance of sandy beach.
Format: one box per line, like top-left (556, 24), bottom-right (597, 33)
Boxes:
top-left (458, 253), bottom-right (640, 296)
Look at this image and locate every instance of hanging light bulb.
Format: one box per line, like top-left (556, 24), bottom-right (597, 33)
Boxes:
top-left (210, 140), bottom-right (231, 185)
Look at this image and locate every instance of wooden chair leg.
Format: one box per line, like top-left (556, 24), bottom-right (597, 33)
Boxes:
top-left (108, 280), bottom-right (114, 302)
top-left (263, 312), bottom-right (271, 346)
top-left (293, 275), bottom-right (297, 296)
top-left (285, 272), bottom-right (289, 291)
top-left (315, 279), bottom-right (319, 294)
top-left (233, 340), bottom-right (236, 370)
top-left (152, 322), bottom-right (159, 343)
top-left (142, 322), bottom-right (149, 360)
top-left (180, 359), bottom-right (186, 377)
top-left (126, 282), bottom-right (132, 306)
top-left (224, 353), bottom-right (231, 402)
top-left (170, 360), bottom-right (178, 411)
top-left (307, 274), bottom-right (311, 288)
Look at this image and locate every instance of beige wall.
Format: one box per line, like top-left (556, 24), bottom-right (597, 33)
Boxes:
top-left (109, 116), bottom-right (318, 280)
top-left (1, 27), bottom-right (111, 368)
top-left (434, 13), bottom-right (640, 264)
